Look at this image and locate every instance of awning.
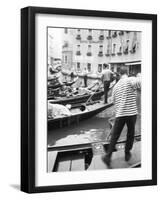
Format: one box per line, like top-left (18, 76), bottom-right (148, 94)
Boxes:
top-left (109, 60), bottom-right (141, 65)
top-left (125, 61), bottom-right (141, 66)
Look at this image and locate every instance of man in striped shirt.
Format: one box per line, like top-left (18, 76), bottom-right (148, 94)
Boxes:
top-left (102, 67), bottom-right (141, 166)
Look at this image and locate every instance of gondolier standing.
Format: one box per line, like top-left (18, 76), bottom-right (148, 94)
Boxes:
top-left (102, 66), bottom-right (141, 166)
top-left (83, 67), bottom-right (88, 87)
top-left (101, 64), bottom-right (114, 103)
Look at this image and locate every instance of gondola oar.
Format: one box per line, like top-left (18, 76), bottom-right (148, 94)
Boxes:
top-left (80, 83), bottom-right (102, 111)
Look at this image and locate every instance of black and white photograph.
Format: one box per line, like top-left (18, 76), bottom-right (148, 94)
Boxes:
top-left (20, 7), bottom-right (157, 193)
top-left (47, 27), bottom-right (141, 172)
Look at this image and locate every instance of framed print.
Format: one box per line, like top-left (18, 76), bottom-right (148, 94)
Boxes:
top-left (21, 6), bottom-right (157, 193)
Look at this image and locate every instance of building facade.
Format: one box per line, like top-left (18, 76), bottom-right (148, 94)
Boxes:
top-left (48, 33), bottom-right (55, 66)
top-left (62, 28), bottom-right (141, 78)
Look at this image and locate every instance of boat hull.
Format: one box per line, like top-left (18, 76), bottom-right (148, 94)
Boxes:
top-left (48, 90), bottom-right (104, 104)
top-left (48, 102), bottom-right (113, 129)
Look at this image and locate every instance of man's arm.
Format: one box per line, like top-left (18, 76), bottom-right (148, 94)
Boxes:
top-left (111, 87), bottom-right (116, 104)
top-left (101, 73), bottom-right (104, 83)
top-left (130, 77), bottom-right (141, 90)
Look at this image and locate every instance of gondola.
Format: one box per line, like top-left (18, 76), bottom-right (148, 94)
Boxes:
top-left (48, 79), bottom-right (77, 90)
top-left (48, 83), bottom-right (62, 90)
top-left (63, 79), bottom-right (77, 87)
top-left (48, 89), bottom-right (104, 103)
top-left (48, 101), bottom-right (113, 129)
top-left (47, 135), bottom-right (141, 172)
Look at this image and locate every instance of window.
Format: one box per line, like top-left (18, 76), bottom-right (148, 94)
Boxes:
top-left (99, 30), bottom-right (104, 40)
top-left (112, 31), bottom-right (117, 38)
top-left (76, 45), bottom-right (81, 55)
top-left (99, 45), bottom-right (103, 50)
top-left (117, 45), bottom-right (122, 55)
top-left (98, 64), bottom-right (102, 73)
top-left (118, 31), bottom-right (124, 36)
top-left (65, 55), bottom-right (68, 64)
top-left (76, 29), bottom-right (81, 40)
top-left (112, 44), bottom-right (116, 56)
top-left (77, 62), bottom-right (81, 72)
top-left (87, 29), bottom-right (93, 40)
top-left (63, 42), bottom-right (68, 48)
top-left (87, 45), bottom-right (92, 56)
top-left (64, 28), bottom-right (68, 34)
top-left (130, 42), bottom-right (137, 53)
top-left (105, 44), bottom-right (110, 56)
top-left (107, 30), bottom-right (111, 39)
top-left (87, 63), bottom-right (91, 72)
top-left (130, 33), bottom-right (137, 53)
top-left (98, 45), bottom-right (103, 57)
top-left (124, 40), bottom-right (129, 54)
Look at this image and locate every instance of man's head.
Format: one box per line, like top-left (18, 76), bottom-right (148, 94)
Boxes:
top-left (103, 63), bottom-right (110, 69)
top-left (120, 66), bottom-right (128, 75)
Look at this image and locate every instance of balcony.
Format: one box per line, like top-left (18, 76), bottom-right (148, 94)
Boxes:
top-left (98, 51), bottom-right (103, 57)
top-left (76, 51), bottom-right (81, 56)
top-left (87, 35), bottom-right (92, 40)
top-left (76, 35), bottom-right (81, 40)
top-left (99, 35), bottom-right (104, 40)
top-left (87, 52), bottom-right (92, 56)
top-left (117, 52), bottom-right (122, 56)
top-left (105, 53), bottom-right (110, 57)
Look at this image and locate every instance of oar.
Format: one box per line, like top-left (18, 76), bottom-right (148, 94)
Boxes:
top-left (80, 83), bottom-right (102, 111)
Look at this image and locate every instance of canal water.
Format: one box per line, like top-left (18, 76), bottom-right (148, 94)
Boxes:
top-left (48, 92), bottom-right (141, 147)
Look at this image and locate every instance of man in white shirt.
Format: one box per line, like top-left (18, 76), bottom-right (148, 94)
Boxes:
top-left (101, 64), bottom-right (114, 103)
top-left (83, 67), bottom-right (88, 87)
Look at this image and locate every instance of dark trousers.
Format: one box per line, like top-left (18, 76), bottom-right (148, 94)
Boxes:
top-left (107, 115), bottom-right (137, 158)
top-left (84, 75), bottom-right (87, 87)
top-left (104, 81), bottom-right (110, 103)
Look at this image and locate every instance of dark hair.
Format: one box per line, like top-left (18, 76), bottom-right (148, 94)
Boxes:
top-left (103, 63), bottom-right (109, 69)
top-left (120, 66), bottom-right (128, 75)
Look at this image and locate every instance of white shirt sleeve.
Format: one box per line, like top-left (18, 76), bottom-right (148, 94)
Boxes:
top-left (130, 77), bottom-right (141, 90)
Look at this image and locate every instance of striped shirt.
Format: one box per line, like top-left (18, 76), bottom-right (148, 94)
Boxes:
top-left (112, 75), bottom-right (141, 118)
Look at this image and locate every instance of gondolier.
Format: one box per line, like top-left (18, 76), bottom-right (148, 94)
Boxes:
top-left (101, 63), bottom-right (114, 103)
top-left (102, 66), bottom-right (141, 166)
top-left (83, 67), bottom-right (88, 87)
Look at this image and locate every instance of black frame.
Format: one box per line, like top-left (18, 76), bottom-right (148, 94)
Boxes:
top-left (21, 6), bottom-right (157, 193)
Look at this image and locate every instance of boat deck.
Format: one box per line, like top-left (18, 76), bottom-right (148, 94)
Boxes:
top-left (48, 141), bottom-right (141, 172)
top-left (88, 141), bottom-right (141, 170)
